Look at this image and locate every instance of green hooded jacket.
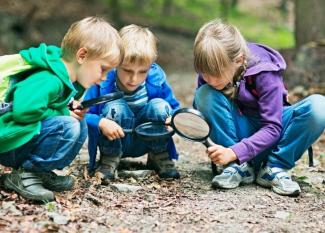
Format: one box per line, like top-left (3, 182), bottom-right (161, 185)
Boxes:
top-left (0, 43), bottom-right (84, 153)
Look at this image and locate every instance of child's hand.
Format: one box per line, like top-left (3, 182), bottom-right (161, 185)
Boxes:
top-left (99, 118), bottom-right (125, 140)
top-left (69, 100), bottom-right (88, 120)
top-left (70, 108), bottom-right (88, 120)
top-left (165, 116), bottom-right (171, 125)
top-left (206, 145), bottom-right (237, 165)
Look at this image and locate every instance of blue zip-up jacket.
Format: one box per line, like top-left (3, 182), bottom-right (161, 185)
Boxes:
top-left (85, 63), bottom-right (180, 171)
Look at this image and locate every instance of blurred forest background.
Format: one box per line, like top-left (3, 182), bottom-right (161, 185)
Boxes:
top-left (0, 0), bottom-right (324, 101)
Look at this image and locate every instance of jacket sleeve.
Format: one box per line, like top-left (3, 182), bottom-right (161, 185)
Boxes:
top-left (84, 84), bottom-right (102, 131)
top-left (152, 66), bottom-right (180, 113)
top-left (160, 80), bottom-right (180, 114)
top-left (230, 72), bottom-right (284, 164)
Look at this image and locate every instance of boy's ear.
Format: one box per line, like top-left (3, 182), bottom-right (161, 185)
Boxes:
top-left (76, 47), bottom-right (88, 64)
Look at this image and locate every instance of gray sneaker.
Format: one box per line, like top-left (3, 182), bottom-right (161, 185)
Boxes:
top-left (256, 166), bottom-right (301, 196)
top-left (96, 153), bottom-right (122, 183)
top-left (211, 162), bottom-right (255, 189)
top-left (147, 151), bottom-right (180, 179)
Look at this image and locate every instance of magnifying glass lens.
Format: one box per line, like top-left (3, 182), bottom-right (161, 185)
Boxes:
top-left (172, 112), bottom-right (210, 140)
top-left (135, 122), bottom-right (173, 137)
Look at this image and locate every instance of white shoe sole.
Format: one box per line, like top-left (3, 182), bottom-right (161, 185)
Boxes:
top-left (212, 176), bottom-right (255, 189)
top-left (256, 177), bottom-right (301, 196)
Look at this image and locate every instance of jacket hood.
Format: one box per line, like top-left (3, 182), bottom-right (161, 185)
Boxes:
top-left (245, 43), bottom-right (286, 77)
top-left (19, 43), bottom-right (74, 90)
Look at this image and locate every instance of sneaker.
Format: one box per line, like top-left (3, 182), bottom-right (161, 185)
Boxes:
top-left (256, 166), bottom-right (301, 196)
top-left (36, 171), bottom-right (74, 192)
top-left (211, 162), bottom-right (255, 189)
top-left (96, 153), bottom-right (122, 182)
top-left (3, 169), bottom-right (54, 202)
top-left (147, 152), bottom-right (180, 179)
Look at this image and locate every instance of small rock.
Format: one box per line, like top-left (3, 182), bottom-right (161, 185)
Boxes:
top-left (274, 211), bottom-right (291, 220)
top-left (144, 193), bottom-right (156, 202)
top-left (48, 212), bottom-right (69, 225)
top-left (119, 170), bottom-right (154, 180)
top-left (2, 201), bottom-right (22, 216)
top-left (110, 183), bottom-right (142, 193)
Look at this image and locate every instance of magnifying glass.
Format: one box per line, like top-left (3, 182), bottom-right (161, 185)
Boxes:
top-left (123, 121), bottom-right (174, 141)
top-left (122, 108), bottom-right (213, 145)
top-left (71, 91), bottom-right (124, 110)
top-left (170, 108), bottom-right (221, 175)
top-left (121, 107), bottom-right (219, 174)
top-left (170, 108), bottom-right (213, 147)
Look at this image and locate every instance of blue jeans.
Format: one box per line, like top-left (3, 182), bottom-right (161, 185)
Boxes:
top-left (99, 98), bottom-right (172, 158)
top-left (194, 84), bottom-right (325, 170)
top-left (0, 116), bottom-right (88, 172)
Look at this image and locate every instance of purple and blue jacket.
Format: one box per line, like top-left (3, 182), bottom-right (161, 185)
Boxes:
top-left (198, 43), bottom-right (288, 164)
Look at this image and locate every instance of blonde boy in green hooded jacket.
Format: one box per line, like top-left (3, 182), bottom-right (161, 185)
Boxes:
top-left (0, 17), bottom-right (123, 202)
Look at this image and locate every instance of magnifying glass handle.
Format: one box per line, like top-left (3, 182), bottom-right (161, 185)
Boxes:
top-left (202, 137), bottom-right (214, 147)
top-left (123, 128), bottom-right (133, 133)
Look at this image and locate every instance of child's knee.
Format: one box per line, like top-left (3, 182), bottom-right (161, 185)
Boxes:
top-left (102, 99), bottom-right (133, 121)
top-left (61, 116), bottom-right (83, 141)
top-left (194, 84), bottom-right (228, 113)
top-left (147, 98), bottom-right (171, 120)
top-left (308, 94), bottom-right (325, 127)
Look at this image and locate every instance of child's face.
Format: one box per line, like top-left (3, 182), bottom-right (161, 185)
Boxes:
top-left (116, 62), bottom-right (150, 92)
top-left (202, 64), bottom-right (237, 90)
top-left (76, 57), bottom-right (117, 89)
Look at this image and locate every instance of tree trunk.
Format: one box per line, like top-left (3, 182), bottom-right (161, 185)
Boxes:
top-left (295, 0), bottom-right (325, 47)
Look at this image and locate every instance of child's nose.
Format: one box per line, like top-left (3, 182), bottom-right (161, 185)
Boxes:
top-left (130, 74), bottom-right (137, 82)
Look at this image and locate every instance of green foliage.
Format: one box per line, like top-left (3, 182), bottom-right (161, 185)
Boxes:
top-left (103, 0), bottom-right (294, 48)
top-left (45, 201), bottom-right (57, 212)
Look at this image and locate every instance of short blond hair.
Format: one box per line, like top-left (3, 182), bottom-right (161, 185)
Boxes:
top-left (119, 24), bottom-right (157, 66)
top-left (61, 16), bottom-right (123, 64)
top-left (194, 19), bottom-right (249, 77)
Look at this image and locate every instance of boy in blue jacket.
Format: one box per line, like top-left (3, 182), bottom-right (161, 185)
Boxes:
top-left (85, 24), bottom-right (181, 182)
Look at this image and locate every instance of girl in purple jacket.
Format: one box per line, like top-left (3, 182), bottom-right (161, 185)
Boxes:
top-left (193, 19), bottom-right (325, 196)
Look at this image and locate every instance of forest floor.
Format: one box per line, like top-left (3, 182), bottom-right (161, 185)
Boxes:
top-left (0, 72), bottom-right (324, 233)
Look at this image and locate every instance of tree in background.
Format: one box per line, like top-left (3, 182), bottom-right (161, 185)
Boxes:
top-left (295, 0), bottom-right (325, 47)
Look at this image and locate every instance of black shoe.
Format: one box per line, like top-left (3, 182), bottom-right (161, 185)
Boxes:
top-left (147, 152), bottom-right (180, 179)
top-left (37, 171), bottom-right (75, 192)
top-left (3, 169), bottom-right (54, 202)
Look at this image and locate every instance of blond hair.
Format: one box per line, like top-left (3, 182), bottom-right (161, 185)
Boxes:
top-left (119, 24), bottom-right (157, 66)
top-left (194, 19), bottom-right (249, 77)
top-left (61, 16), bottom-right (123, 64)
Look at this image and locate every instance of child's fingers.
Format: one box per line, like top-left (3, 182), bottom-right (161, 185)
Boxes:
top-left (70, 111), bottom-right (82, 120)
top-left (207, 145), bottom-right (222, 153)
top-left (117, 127), bottom-right (125, 138)
top-left (208, 150), bottom-right (220, 160)
top-left (165, 117), bottom-right (171, 125)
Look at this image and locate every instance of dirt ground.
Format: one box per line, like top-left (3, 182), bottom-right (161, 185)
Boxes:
top-left (0, 72), bottom-right (324, 233)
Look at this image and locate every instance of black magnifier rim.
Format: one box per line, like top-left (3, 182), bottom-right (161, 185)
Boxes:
top-left (170, 107), bottom-right (211, 141)
top-left (134, 121), bottom-right (175, 141)
top-left (78, 91), bottom-right (124, 109)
